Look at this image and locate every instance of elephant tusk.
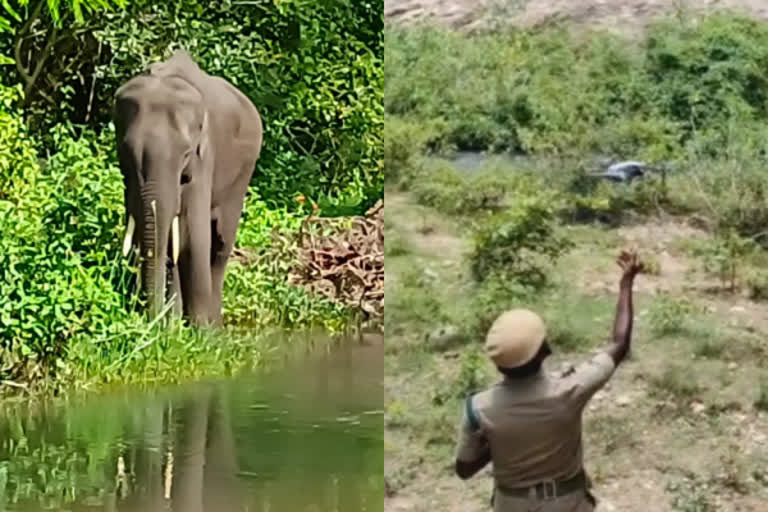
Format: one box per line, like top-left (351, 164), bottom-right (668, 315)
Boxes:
top-left (122, 215), bottom-right (135, 257)
top-left (171, 216), bottom-right (180, 264)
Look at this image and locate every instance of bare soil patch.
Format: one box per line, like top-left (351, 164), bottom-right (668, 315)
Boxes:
top-left (385, 193), bottom-right (768, 512)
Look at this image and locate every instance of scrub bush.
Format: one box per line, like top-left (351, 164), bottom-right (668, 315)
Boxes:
top-left (469, 198), bottom-right (572, 288)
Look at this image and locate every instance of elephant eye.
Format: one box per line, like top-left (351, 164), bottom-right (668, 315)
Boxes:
top-left (180, 174), bottom-right (191, 185)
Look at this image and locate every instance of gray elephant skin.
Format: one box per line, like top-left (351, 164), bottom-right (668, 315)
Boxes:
top-left (114, 50), bottom-right (263, 326)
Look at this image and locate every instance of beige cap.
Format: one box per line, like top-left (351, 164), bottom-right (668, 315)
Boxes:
top-left (485, 309), bottom-right (547, 368)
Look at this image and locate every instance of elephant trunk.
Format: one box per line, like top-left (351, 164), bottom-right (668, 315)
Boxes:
top-left (142, 198), bottom-right (170, 319)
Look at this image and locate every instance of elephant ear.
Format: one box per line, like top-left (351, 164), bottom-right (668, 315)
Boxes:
top-left (196, 110), bottom-right (209, 161)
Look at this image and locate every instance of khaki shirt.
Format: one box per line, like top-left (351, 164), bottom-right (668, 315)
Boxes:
top-left (455, 352), bottom-right (616, 488)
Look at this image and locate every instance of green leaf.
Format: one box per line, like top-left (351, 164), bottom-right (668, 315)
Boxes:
top-left (72, 0), bottom-right (84, 23)
top-left (0, 14), bottom-right (12, 32)
top-left (1, 0), bottom-right (20, 22)
top-left (46, 0), bottom-right (60, 23)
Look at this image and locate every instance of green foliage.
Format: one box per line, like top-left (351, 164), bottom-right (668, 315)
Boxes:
top-left (384, 116), bottom-right (452, 184)
top-left (409, 157), bottom-right (557, 217)
top-left (696, 230), bottom-right (756, 292)
top-left (0, 120), bottom-right (127, 374)
top-left (236, 194), bottom-right (303, 249)
top-left (667, 476), bottom-right (715, 512)
top-left (385, 13), bottom-right (768, 159)
top-left (384, 117), bottom-right (426, 184)
top-left (644, 14), bottom-right (768, 142)
top-left (384, 267), bottom-right (445, 337)
top-left (0, 0), bottom-right (126, 33)
top-left (0, 84), bottom-right (36, 197)
top-left (384, 228), bottom-right (410, 257)
top-left (413, 161), bottom-right (511, 215)
top-left (408, 160), bottom-right (464, 212)
top-left (692, 334), bottom-right (726, 360)
top-left (432, 345), bottom-right (487, 405)
top-left (223, 263), bottom-right (349, 333)
top-left (6, 0), bottom-right (382, 212)
top-left (667, 158), bottom-right (768, 238)
top-left (648, 293), bottom-right (695, 337)
top-left (469, 198), bottom-right (571, 288)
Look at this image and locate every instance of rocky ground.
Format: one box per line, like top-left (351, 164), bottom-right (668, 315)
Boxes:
top-left (385, 192), bottom-right (768, 512)
top-left (385, 0), bottom-right (768, 35)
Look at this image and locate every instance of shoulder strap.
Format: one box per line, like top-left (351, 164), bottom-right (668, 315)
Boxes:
top-left (465, 394), bottom-right (480, 432)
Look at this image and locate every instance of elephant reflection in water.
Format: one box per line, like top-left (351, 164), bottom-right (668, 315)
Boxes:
top-left (107, 388), bottom-right (243, 512)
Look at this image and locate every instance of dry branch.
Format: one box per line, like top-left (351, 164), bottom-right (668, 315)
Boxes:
top-left (289, 200), bottom-right (384, 323)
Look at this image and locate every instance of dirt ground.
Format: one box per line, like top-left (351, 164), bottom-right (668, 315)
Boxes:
top-left (385, 0), bottom-right (768, 35)
top-left (385, 192), bottom-right (768, 512)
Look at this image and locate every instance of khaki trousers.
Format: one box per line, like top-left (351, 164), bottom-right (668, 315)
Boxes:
top-left (493, 490), bottom-right (595, 512)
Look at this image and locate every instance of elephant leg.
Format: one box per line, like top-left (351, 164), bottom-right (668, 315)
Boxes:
top-left (209, 196), bottom-right (246, 325)
top-left (179, 205), bottom-right (213, 325)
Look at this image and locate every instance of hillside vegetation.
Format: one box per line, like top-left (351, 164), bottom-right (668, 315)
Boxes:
top-left (385, 9), bottom-right (768, 512)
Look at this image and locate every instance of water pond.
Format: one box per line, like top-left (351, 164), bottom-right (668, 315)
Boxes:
top-left (0, 339), bottom-right (383, 512)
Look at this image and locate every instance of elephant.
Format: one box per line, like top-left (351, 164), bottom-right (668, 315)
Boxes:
top-left (113, 49), bottom-right (263, 326)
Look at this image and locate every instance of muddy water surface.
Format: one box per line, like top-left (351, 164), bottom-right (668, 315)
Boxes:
top-left (0, 340), bottom-right (383, 512)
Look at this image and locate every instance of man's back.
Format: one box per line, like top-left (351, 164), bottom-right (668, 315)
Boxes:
top-left (460, 352), bottom-right (615, 488)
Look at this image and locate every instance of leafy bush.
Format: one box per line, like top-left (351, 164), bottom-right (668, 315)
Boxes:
top-left (0, 121), bottom-right (131, 375)
top-left (695, 230), bottom-right (756, 292)
top-left (408, 160), bottom-right (465, 212)
top-left (410, 158), bottom-right (556, 217)
top-left (223, 263), bottom-right (348, 332)
top-left (432, 345), bottom-right (487, 405)
top-left (648, 293), bottom-right (695, 337)
top-left (667, 158), bottom-right (768, 238)
top-left (384, 117), bottom-right (439, 184)
top-left (644, 14), bottom-right (768, 142)
top-left (469, 197), bottom-right (571, 288)
top-left (236, 194), bottom-right (303, 250)
top-left (0, 85), bottom-right (38, 196)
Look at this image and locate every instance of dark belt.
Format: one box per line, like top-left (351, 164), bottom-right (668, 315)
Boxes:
top-left (496, 470), bottom-right (588, 501)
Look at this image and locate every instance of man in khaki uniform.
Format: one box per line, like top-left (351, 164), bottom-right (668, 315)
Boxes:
top-left (454, 249), bottom-right (643, 511)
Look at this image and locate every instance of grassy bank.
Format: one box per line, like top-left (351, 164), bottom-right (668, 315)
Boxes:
top-left (0, 0), bottom-right (382, 394)
top-left (385, 10), bottom-right (768, 512)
